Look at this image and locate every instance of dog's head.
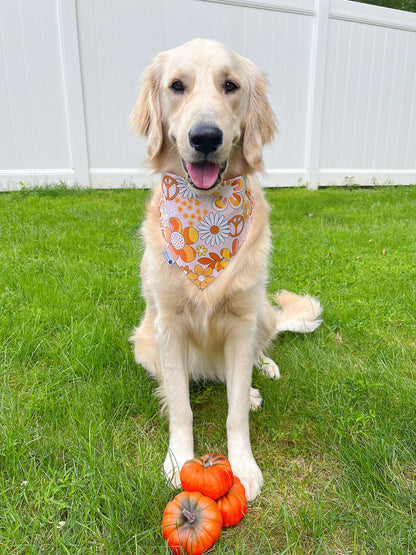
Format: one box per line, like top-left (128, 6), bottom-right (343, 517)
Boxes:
top-left (130, 39), bottom-right (277, 191)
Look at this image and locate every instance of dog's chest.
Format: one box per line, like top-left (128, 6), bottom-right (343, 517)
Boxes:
top-left (181, 300), bottom-right (233, 351)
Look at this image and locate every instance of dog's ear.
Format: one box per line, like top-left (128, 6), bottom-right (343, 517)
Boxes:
top-left (129, 56), bottom-right (164, 161)
top-left (243, 65), bottom-right (278, 169)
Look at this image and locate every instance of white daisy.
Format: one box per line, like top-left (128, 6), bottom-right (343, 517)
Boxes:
top-left (198, 213), bottom-right (230, 247)
top-left (176, 176), bottom-right (201, 200)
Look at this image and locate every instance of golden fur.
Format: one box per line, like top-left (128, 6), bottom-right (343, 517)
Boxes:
top-left (130, 39), bottom-right (322, 500)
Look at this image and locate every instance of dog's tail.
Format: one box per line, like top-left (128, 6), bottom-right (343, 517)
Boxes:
top-left (275, 290), bottom-right (323, 334)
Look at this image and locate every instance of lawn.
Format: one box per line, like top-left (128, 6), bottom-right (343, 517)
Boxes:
top-left (0, 184), bottom-right (415, 554)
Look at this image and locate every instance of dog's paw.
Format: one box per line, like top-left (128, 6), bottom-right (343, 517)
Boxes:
top-left (250, 388), bottom-right (263, 411)
top-left (257, 355), bottom-right (280, 380)
top-left (163, 454), bottom-right (181, 488)
top-left (229, 455), bottom-right (263, 502)
top-left (163, 450), bottom-right (192, 489)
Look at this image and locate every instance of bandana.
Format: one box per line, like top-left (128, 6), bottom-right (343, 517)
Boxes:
top-left (159, 173), bottom-right (254, 290)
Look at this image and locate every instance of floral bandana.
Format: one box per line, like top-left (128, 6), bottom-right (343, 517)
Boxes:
top-left (159, 173), bottom-right (254, 290)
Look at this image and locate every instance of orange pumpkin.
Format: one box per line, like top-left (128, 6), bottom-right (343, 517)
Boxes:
top-left (216, 476), bottom-right (247, 527)
top-left (180, 453), bottom-right (234, 500)
top-left (162, 491), bottom-right (223, 555)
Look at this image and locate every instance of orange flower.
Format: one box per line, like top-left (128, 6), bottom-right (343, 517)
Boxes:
top-left (242, 195), bottom-right (253, 222)
top-left (213, 177), bottom-right (245, 211)
top-left (187, 265), bottom-right (215, 290)
top-left (164, 217), bottom-right (198, 262)
top-left (198, 239), bottom-right (239, 270)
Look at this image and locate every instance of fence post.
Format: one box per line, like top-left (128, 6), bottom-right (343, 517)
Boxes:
top-left (58, 0), bottom-right (90, 187)
top-left (305, 0), bottom-right (330, 190)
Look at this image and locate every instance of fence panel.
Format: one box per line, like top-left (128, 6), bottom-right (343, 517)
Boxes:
top-left (0, 0), bottom-right (415, 190)
top-left (0, 0), bottom-right (73, 185)
top-left (320, 0), bottom-right (416, 186)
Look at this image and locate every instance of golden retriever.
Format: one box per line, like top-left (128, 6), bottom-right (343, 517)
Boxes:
top-left (130, 39), bottom-right (322, 501)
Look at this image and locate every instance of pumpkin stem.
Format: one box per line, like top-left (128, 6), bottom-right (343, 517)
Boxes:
top-left (203, 457), bottom-right (213, 469)
top-left (182, 508), bottom-right (197, 524)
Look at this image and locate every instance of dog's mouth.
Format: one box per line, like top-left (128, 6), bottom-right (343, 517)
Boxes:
top-left (183, 160), bottom-right (227, 191)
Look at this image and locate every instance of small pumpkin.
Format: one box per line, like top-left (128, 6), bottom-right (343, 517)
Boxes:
top-left (162, 491), bottom-right (223, 555)
top-left (180, 452), bottom-right (234, 500)
top-left (216, 475), bottom-right (247, 527)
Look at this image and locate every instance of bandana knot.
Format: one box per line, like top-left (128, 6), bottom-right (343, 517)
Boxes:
top-left (159, 173), bottom-right (254, 290)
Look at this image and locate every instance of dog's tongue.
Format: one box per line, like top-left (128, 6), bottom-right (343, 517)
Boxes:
top-left (187, 162), bottom-right (220, 189)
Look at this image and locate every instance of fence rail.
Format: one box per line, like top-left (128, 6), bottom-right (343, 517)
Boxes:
top-left (0, 0), bottom-right (415, 190)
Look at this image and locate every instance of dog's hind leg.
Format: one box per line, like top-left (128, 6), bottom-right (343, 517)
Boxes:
top-left (254, 297), bottom-right (281, 380)
top-left (255, 355), bottom-right (280, 380)
top-left (254, 291), bottom-right (322, 383)
top-left (250, 387), bottom-right (263, 411)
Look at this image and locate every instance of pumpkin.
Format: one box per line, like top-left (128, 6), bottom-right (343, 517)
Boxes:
top-left (180, 452), bottom-right (234, 500)
top-left (216, 475), bottom-right (247, 527)
top-left (162, 491), bottom-right (223, 555)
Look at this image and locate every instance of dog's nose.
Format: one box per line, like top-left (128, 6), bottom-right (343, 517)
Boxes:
top-left (188, 125), bottom-right (223, 154)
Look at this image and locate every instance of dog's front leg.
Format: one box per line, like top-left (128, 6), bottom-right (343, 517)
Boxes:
top-left (156, 314), bottom-right (193, 488)
top-left (225, 319), bottom-right (263, 501)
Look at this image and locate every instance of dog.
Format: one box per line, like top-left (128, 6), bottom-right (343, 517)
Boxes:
top-left (130, 39), bottom-right (322, 501)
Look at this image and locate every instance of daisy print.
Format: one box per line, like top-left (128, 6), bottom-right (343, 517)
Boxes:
top-left (176, 176), bottom-right (201, 201)
top-left (198, 212), bottom-right (230, 247)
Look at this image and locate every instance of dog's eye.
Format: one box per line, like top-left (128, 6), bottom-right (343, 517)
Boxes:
top-left (170, 80), bottom-right (185, 93)
top-left (224, 81), bottom-right (239, 93)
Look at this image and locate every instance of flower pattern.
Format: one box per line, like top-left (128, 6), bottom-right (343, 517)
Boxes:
top-left (213, 177), bottom-right (245, 211)
top-left (198, 213), bottom-right (230, 247)
top-left (187, 265), bottom-right (215, 290)
top-left (242, 190), bottom-right (253, 222)
top-left (159, 173), bottom-right (253, 289)
top-left (176, 176), bottom-right (201, 200)
top-left (164, 217), bottom-right (198, 262)
top-left (196, 245), bottom-right (208, 257)
top-left (199, 239), bottom-right (240, 271)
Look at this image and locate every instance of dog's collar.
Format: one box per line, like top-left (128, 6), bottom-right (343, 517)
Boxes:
top-left (159, 173), bottom-right (254, 290)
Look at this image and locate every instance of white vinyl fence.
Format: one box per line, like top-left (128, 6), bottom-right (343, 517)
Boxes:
top-left (0, 0), bottom-right (415, 190)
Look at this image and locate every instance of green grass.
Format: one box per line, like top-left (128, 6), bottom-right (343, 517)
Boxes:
top-left (0, 184), bottom-right (415, 554)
